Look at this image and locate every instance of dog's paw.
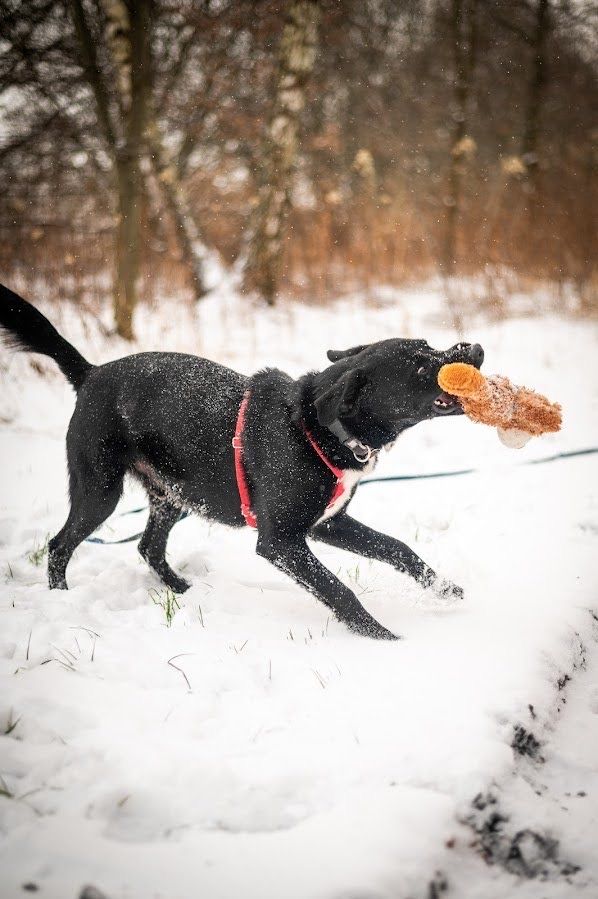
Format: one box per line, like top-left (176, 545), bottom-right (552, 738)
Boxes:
top-left (156, 563), bottom-right (191, 594)
top-left (432, 578), bottom-right (464, 602)
top-left (348, 615), bottom-right (400, 641)
top-left (167, 574), bottom-right (191, 594)
top-left (368, 623), bottom-right (400, 641)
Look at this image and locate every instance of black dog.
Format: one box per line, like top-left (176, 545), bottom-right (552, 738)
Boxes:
top-left (0, 284), bottom-right (484, 640)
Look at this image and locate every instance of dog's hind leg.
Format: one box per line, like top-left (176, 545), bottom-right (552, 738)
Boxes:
top-left (48, 467), bottom-right (125, 590)
top-left (138, 496), bottom-right (189, 593)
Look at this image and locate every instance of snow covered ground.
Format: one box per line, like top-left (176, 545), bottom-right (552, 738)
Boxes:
top-left (0, 282), bottom-right (597, 899)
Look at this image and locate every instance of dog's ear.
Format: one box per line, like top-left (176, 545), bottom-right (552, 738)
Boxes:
top-left (327, 344), bottom-right (369, 362)
top-left (314, 368), bottom-right (367, 426)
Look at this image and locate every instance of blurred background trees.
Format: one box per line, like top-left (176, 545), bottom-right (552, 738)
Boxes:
top-left (0, 0), bottom-right (595, 337)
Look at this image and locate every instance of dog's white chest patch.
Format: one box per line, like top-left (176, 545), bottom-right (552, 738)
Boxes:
top-left (315, 458), bottom-right (377, 525)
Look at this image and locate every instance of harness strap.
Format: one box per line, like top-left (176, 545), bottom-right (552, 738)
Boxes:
top-left (232, 391), bottom-right (258, 528)
top-left (232, 392), bottom-right (351, 529)
top-left (302, 427), bottom-right (347, 506)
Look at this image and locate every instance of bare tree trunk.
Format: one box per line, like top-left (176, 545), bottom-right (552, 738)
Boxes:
top-left (71, 0), bottom-right (136, 337)
top-left (145, 123), bottom-right (207, 300)
top-left (443, 0), bottom-right (477, 276)
top-left (521, 0), bottom-right (550, 215)
top-left (101, 0), bottom-right (151, 339)
top-left (244, 1), bottom-right (320, 304)
top-left (71, 0), bottom-right (206, 333)
top-left (113, 154), bottom-right (142, 340)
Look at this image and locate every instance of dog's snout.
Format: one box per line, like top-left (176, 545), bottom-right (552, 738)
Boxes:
top-left (470, 343), bottom-right (484, 367)
top-left (448, 342), bottom-right (484, 367)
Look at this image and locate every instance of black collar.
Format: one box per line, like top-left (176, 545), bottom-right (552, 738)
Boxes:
top-left (326, 418), bottom-right (378, 464)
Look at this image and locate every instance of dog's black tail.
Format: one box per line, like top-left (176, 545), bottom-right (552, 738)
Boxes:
top-left (0, 283), bottom-right (92, 390)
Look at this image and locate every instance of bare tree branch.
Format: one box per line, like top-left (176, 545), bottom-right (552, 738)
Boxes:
top-left (69, 0), bottom-right (118, 151)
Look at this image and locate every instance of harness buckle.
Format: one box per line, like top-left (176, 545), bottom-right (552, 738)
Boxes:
top-left (232, 436), bottom-right (242, 450)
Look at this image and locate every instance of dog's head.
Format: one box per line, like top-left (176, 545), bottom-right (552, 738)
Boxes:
top-left (314, 338), bottom-right (484, 446)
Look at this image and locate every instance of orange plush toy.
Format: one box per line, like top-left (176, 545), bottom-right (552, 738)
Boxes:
top-left (438, 363), bottom-right (562, 448)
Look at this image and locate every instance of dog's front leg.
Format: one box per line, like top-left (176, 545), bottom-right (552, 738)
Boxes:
top-left (256, 533), bottom-right (398, 640)
top-left (310, 513), bottom-right (464, 600)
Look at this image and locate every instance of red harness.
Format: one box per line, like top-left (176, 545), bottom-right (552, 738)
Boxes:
top-left (232, 390), bottom-right (346, 529)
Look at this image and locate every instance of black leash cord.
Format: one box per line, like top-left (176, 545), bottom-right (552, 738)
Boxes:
top-left (359, 446), bottom-right (598, 486)
top-left (85, 446), bottom-right (598, 545)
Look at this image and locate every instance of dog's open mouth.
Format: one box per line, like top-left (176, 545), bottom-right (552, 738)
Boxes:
top-left (433, 391), bottom-right (461, 415)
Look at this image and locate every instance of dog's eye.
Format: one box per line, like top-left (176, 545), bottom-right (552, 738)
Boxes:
top-left (417, 366), bottom-right (427, 377)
